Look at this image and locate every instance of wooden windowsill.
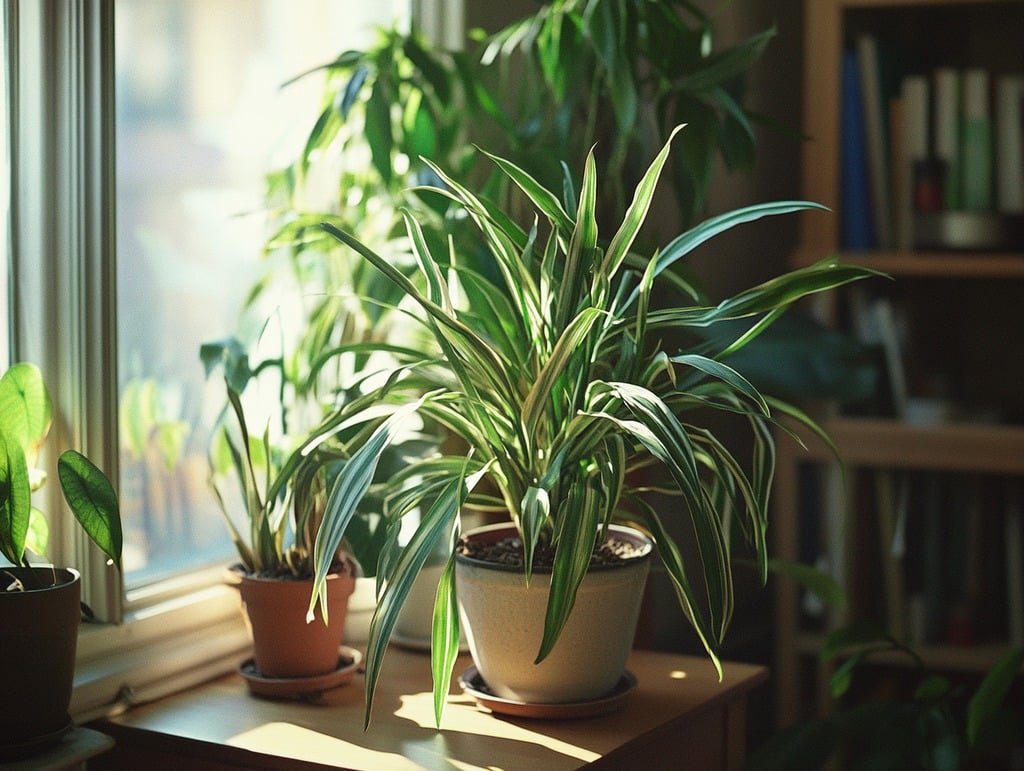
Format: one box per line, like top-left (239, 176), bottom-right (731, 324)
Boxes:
top-left (90, 647), bottom-right (767, 771)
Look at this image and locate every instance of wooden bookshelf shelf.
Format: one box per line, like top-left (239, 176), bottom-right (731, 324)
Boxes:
top-left (774, 0), bottom-right (1024, 730)
top-left (797, 632), bottom-right (1019, 675)
top-left (797, 247), bottom-right (1024, 278)
top-left (788, 418), bottom-right (1024, 474)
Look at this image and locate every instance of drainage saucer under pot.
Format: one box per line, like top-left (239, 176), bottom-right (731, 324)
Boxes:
top-left (239, 646), bottom-right (361, 702)
top-left (458, 666), bottom-right (636, 719)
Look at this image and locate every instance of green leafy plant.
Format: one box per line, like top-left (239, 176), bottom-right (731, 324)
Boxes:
top-left (744, 621), bottom-right (1024, 771)
top-left (0, 362), bottom-right (122, 587)
top-left (301, 126), bottom-right (882, 726)
top-left (251, 4), bottom-right (782, 416)
top-left (200, 337), bottom-right (434, 579)
top-left (477, 0), bottom-right (778, 227)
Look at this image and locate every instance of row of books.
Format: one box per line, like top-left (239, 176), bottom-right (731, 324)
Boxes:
top-left (798, 463), bottom-right (1024, 650)
top-left (842, 34), bottom-right (1024, 251)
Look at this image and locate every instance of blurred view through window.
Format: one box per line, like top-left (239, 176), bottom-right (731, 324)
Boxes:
top-left (115, 1), bottom-right (409, 586)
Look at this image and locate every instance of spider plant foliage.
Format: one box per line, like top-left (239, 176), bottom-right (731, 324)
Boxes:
top-left (309, 125), bottom-right (882, 726)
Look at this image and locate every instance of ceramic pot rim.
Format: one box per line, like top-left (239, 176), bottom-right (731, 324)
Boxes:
top-left (455, 522), bottom-right (653, 574)
top-left (225, 563), bottom-right (355, 585)
top-left (0, 566), bottom-right (80, 593)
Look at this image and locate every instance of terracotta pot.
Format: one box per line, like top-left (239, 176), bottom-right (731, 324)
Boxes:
top-left (455, 523), bottom-right (652, 704)
top-left (233, 568), bottom-right (356, 678)
top-left (0, 567), bottom-right (80, 761)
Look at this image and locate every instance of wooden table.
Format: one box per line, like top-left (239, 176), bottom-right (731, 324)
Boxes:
top-left (91, 648), bottom-right (766, 771)
top-left (2, 727), bottom-right (113, 771)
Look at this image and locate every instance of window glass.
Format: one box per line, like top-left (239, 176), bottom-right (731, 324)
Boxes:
top-left (114, 0), bottom-right (409, 586)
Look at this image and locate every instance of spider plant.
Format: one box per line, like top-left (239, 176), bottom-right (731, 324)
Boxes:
top-left (201, 338), bottom-right (353, 579)
top-left (306, 125), bottom-right (883, 726)
top-left (201, 336), bottom-right (436, 579)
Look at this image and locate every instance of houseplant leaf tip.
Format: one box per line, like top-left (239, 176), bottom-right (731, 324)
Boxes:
top-left (58, 449), bottom-right (123, 571)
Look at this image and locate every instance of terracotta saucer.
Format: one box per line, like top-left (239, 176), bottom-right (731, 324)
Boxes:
top-left (239, 646), bottom-right (362, 701)
top-left (458, 666), bottom-right (637, 719)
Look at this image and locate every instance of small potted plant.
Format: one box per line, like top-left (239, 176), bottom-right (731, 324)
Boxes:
top-left (200, 339), bottom-right (360, 693)
top-left (0, 362), bottom-right (122, 760)
top-left (303, 126), bottom-right (883, 727)
top-left (201, 337), bottom-right (437, 694)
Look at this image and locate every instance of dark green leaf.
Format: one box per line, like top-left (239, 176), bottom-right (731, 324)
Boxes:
top-left (967, 647), bottom-right (1024, 745)
top-left (57, 450), bottom-right (122, 569)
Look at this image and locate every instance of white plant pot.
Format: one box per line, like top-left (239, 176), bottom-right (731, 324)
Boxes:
top-left (394, 562), bottom-right (445, 646)
top-left (344, 576), bottom-right (377, 647)
top-left (455, 522), bottom-right (652, 704)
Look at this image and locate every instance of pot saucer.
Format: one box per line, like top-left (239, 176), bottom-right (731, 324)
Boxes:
top-left (458, 666), bottom-right (636, 719)
top-left (0, 716), bottom-right (73, 762)
top-left (239, 646), bottom-right (362, 701)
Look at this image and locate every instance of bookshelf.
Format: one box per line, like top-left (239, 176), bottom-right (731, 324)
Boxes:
top-left (774, 0), bottom-right (1024, 726)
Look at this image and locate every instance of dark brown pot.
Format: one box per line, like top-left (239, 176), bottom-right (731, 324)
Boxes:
top-left (0, 567), bottom-right (81, 760)
top-left (234, 569), bottom-right (356, 678)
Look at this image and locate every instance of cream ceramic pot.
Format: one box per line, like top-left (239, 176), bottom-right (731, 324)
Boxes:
top-left (455, 522), bottom-right (652, 704)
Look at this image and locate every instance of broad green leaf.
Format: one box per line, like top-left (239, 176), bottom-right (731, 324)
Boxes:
top-left (967, 647), bottom-right (1024, 745)
top-left (767, 558), bottom-right (846, 610)
top-left (24, 507), bottom-right (49, 557)
top-left (57, 449), bottom-right (122, 569)
top-left (676, 27), bottom-right (776, 92)
top-left (0, 428), bottom-right (32, 565)
top-left (338, 63), bottom-right (368, 119)
top-left (0, 362), bottom-right (52, 459)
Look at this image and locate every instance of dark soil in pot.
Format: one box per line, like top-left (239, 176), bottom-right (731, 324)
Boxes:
top-left (456, 531), bottom-right (647, 570)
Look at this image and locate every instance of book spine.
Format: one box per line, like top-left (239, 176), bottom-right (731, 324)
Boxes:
top-left (841, 49), bottom-right (875, 250)
top-left (898, 76), bottom-right (929, 249)
top-left (857, 35), bottom-right (893, 248)
top-left (960, 68), bottom-right (993, 211)
top-left (1008, 483), bottom-right (1024, 646)
top-left (934, 68), bottom-right (962, 211)
top-left (996, 75), bottom-right (1024, 214)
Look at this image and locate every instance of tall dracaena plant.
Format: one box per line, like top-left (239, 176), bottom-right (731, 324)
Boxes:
top-left (304, 126), bottom-right (883, 727)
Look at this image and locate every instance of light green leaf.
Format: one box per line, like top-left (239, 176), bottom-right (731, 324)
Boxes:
top-left (57, 450), bottom-right (122, 569)
top-left (0, 428), bottom-right (32, 565)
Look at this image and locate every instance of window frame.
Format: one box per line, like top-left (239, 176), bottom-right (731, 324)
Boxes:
top-left (6, 0), bottom-right (461, 723)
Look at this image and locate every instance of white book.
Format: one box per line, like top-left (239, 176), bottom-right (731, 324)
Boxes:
top-left (996, 76), bottom-right (1024, 214)
top-left (934, 68), bottom-right (961, 210)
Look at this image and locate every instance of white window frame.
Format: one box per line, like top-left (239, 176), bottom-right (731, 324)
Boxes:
top-left (5, 0), bottom-right (462, 723)
top-left (5, 0), bottom-right (252, 721)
